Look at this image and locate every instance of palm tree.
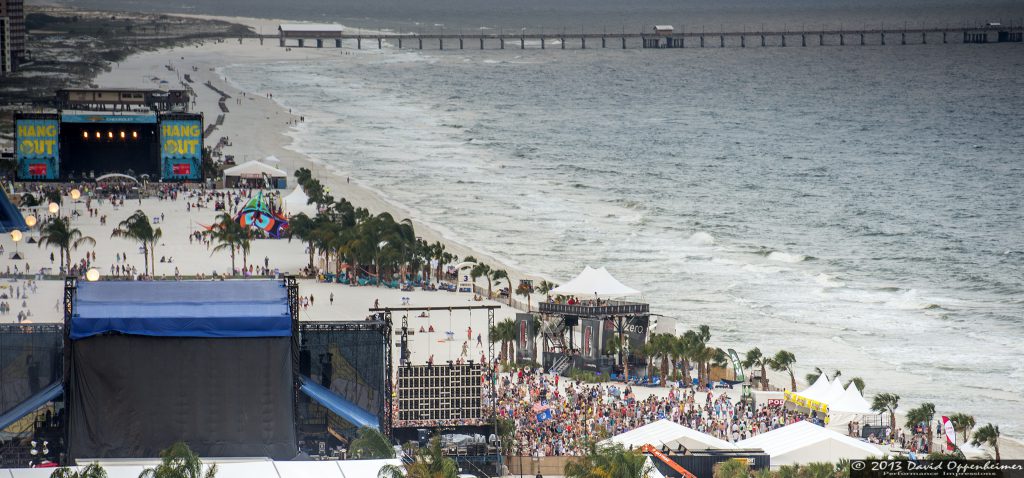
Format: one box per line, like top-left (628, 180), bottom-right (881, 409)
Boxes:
top-left (515, 281), bottom-right (533, 311)
top-left (845, 377), bottom-right (866, 393)
top-left (491, 269), bottom-right (510, 304)
top-left (50, 463), bottom-right (107, 478)
top-left (741, 347), bottom-right (771, 390)
top-left (871, 393), bottom-right (900, 430)
top-left (563, 442), bottom-right (650, 478)
top-left (38, 216), bottom-right (95, 274)
top-left (536, 280), bottom-right (557, 301)
top-left (489, 319), bottom-right (517, 364)
top-left (949, 413), bottom-right (976, 443)
top-left (349, 426), bottom-right (396, 459)
top-left (138, 441), bottom-right (217, 478)
top-left (110, 210), bottom-right (162, 276)
top-left (471, 262), bottom-right (492, 298)
top-left (378, 436), bottom-right (458, 478)
top-left (906, 402), bottom-right (936, 450)
top-left (769, 350), bottom-right (797, 391)
top-left (970, 423), bottom-right (1000, 461)
top-left (207, 212), bottom-right (245, 275)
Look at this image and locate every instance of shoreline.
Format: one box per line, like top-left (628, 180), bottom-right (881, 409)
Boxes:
top-left (14, 12), bottom-right (1024, 456)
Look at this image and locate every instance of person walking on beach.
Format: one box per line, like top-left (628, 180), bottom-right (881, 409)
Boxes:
top-left (477, 333), bottom-right (482, 347)
top-left (461, 341), bottom-right (469, 357)
top-left (467, 326), bottom-right (472, 341)
top-left (330, 293), bottom-right (334, 306)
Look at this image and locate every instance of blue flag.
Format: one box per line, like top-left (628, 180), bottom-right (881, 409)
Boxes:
top-left (536, 409), bottom-right (553, 422)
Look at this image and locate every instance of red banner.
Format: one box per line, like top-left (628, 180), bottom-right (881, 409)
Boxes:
top-left (29, 163), bottom-right (47, 176)
top-left (173, 163), bottom-right (191, 175)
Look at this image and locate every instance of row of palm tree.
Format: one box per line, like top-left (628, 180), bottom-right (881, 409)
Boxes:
top-left (627, 325), bottom-right (728, 389)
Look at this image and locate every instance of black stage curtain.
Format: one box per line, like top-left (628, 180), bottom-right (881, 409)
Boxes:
top-left (68, 336), bottom-right (296, 460)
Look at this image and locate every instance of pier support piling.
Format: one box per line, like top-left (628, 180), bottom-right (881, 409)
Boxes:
top-left (480, 38), bottom-right (484, 49)
top-left (801, 34), bottom-right (806, 47)
top-left (901, 32), bottom-right (906, 45)
top-left (500, 38), bottom-right (504, 49)
top-left (943, 32), bottom-right (947, 43)
top-left (922, 32), bottom-right (926, 44)
top-left (700, 35), bottom-right (705, 47)
top-left (561, 37), bottom-right (566, 49)
top-left (542, 37), bottom-right (545, 49)
top-left (720, 35), bottom-right (725, 47)
top-left (460, 37), bottom-right (463, 49)
top-left (819, 33), bottom-right (823, 46)
top-left (419, 38), bottom-right (423, 49)
top-left (741, 35), bottom-right (745, 47)
top-left (602, 37), bottom-right (606, 48)
top-left (582, 37), bottom-right (586, 49)
top-left (622, 37), bottom-right (626, 49)
top-left (840, 33), bottom-right (844, 46)
top-left (298, 39), bottom-right (304, 47)
top-left (357, 37), bottom-right (361, 49)
top-left (761, 35), bottom-right (766, 47)
top-left (881, 32), bottom-right (886, 45)
top-left (860, 33), bottom-right (865, 45)
top-left (782, 35), bottom-right (786, 47)
top-left (521, 37), bottom-right (525, 49)
top-left (378, 38), bottom-right (382, 49)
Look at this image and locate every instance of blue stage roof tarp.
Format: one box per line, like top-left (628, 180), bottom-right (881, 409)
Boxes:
top-left (298, 375), bottom-right (379, 430)
top-left (0, 186), bottom-right (28, 233)
top-left (0, 382), bottom-right (63, 431)
top-left (72, 280), bottom-right (291, 340)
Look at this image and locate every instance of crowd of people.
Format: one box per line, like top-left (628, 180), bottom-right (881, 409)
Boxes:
top-left (495, 366), bottom-right (816, 457)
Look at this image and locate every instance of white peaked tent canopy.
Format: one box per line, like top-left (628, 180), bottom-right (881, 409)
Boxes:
top-left (223, 160), bottom-right (287, 179)
top-left (603, 419), bottom-right (737, 451)
top-left (551, 266), bottom-right (641, 297)
top-left (826, 384), bottom-right (877, 434)
top-left (822, 378), bottom-right (847, 403)
top-left (282, 186), bottom-right (316, 216)
top-left (832, 384), bottom-right (873, 414)
top-left (797, 375), bottom-right (831, 401)
top-left (737, 421), bottom-right (883, 467)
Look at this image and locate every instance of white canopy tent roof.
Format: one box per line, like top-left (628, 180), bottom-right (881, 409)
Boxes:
top-left (603, 419), bottom-right (737, 451)
top-left (551, 266), bottom-right (641, 297)
top-left (831, 384), bottom-right (873, 414)
top-left (223, 160), bottom-right (287, 179)
top-left (737, 421), bottom-right (883, 466)
top-left (282, 186), bottom-right (316, 217)
top-left (821, 379), bottom-right (847, 404)
top-left (796, 375), bottom-right (831, 401)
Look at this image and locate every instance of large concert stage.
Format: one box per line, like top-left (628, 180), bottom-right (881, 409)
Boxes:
top-left (13, 111), bottom-right (203, 181)
top-left (0, 278), bottom-right (391, 466)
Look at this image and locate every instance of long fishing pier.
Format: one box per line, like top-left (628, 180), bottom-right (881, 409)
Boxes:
top-left (268, 23), bottom-right (1024, 50)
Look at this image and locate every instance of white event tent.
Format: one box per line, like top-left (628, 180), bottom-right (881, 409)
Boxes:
top-left (737, 421), bottom-right (884, 467)
top-left (603, 419), bottom-right (737, 451)
top-left (551, 266), bottom-right (641, 297)
top-left (786, 376), bottom-right (877, 434)
top-left (282, 186), bottom-right (317, 217)
top-left (223, 161), bottom-right (288, 188)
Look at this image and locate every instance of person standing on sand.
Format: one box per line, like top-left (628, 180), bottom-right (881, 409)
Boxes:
top-left (330, 293), bottom-right (334, 306)
top-left (467, 326), bottom-right (472, 341)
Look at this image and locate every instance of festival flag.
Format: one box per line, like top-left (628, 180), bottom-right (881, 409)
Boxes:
top-left (536, 409), bottom-right (553, 423)
top-left (941, 416), bottom-right (956, 451)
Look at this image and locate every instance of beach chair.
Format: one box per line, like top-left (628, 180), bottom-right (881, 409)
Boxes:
top-left (358, 277), bottom-right (369, 286)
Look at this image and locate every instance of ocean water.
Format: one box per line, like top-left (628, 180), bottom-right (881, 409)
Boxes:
top-left (222, 42), bottom-right (1024, 437)
top-left (63, 0), bottom-right (1024, 436)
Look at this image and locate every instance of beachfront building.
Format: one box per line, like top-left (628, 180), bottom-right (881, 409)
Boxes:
top-left (538, 266), bottom-right (651, 379)
top-left (0, 0), bottom-right (24, 72)
top-left (278, 23), bottom-right (345, 48)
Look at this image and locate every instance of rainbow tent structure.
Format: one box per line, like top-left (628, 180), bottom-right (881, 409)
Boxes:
top-left (235, 191), bottom-right (289, 238)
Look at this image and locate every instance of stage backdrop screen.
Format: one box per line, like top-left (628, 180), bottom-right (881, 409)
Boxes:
top-left (159, 117), bottom-right (203, 181)
top-left (69, 335), bottom-right (296, 460)
top-left (15, 116), bottom-right (60, 180)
